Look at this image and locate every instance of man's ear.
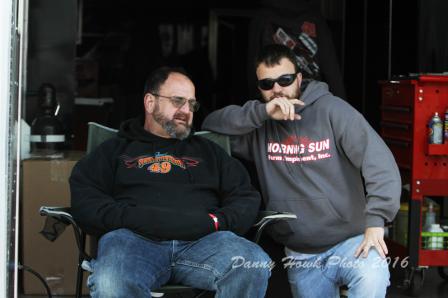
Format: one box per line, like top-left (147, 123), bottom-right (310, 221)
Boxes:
top-left (144, 93), bottom-right (155, 114)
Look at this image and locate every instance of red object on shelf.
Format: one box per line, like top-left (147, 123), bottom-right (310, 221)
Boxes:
top-left (380, 75), bottom-right (448, 269)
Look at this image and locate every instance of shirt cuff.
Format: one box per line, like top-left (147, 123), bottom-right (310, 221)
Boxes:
top-left (365, 214), bottom-right (385, 228)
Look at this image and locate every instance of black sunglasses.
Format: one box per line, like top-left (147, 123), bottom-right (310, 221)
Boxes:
top-left (257, 73), bottom-right (298, 90)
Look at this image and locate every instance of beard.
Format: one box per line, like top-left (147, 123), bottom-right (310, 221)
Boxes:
top-left (264, 84), bottom-right (301, 101)
top-left (153, 103), bottom-right (192, 140)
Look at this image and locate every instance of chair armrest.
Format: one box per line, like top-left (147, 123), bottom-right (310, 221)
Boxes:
top-left (39, 206), bottom-right (92, 261)
top-left (40, 206), bottom-right (75, 225)
top-left (253, 211), bottom-right (297, 243)
top-left (254, 211), bottom-right (297, 226)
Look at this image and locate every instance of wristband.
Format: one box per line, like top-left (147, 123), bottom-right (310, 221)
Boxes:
top-left (208, 213), bottom-right (219, 231)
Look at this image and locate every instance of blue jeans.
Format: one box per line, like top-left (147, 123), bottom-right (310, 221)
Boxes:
top-left (86, 229), bottom-right (271, 298)
top-left (285, 234), bottom-right (390, 298)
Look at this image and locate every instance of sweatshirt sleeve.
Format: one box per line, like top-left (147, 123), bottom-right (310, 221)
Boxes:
top-left (210, 146), bottom-right (261, 236)
top-left (334, 104), bottom-right (401, 228)
top-left (70, 140), bottom-right (216, 240)
top-left (202, 100), bottom-right (269, 134)
top-left (202, 100), bottom-right (268, 161)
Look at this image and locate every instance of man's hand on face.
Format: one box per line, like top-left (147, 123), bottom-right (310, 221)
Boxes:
top-left (265, 97), bottom-right (305, 121)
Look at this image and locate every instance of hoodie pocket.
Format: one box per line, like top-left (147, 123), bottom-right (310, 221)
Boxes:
top-left (267, 196), bottom-right (349, 249)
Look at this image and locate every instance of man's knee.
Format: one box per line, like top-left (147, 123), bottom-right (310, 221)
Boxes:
top-left (229, 245), bottom-right (272, 275)
top-left (89, 232), bottom-right (169, 297)
top-left (98, 228), bottom-right (132, 248)
top-left (214, 231), bottom-right (270, 260)
top-left (213, 231), bottom-right (272, 280)
top-left (209, 233), bottom-right (270, 296)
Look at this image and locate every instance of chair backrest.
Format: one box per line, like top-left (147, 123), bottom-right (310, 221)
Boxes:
top-left (194, 130), bottom-right (231, 155)
top-left (87, 122), bottom-right (230, 155)
top-left (87, 122), bottom-right (118, 153)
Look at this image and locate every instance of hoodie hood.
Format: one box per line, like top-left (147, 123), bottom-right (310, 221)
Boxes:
top-left (295, 80), bottom-right (332, 114)
top-left (118, 117), bottom-right (194, 143)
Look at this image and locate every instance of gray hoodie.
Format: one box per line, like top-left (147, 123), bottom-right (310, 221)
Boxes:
top-left (202, 81), bottom-right (401, 253)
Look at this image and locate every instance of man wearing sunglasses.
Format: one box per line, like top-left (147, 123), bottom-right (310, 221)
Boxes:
top-left (202, 44), bottom-right (401, 297)
top-left (70, 66), bottom-right (271, 297)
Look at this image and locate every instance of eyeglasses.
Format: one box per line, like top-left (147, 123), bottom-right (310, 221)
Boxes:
top-left (257, 73), bottom-right (298, 90)
top-left (152, 93), bottom-right (200, 112)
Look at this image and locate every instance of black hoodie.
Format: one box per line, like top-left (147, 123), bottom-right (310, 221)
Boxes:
top-left (70, 117), bottom-right (261, 241)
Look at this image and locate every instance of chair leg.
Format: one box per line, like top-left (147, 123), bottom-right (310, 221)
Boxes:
top-left (76, 231), bottom-right (87, 298)
top-left (76, 263), bottom-right (84, 298)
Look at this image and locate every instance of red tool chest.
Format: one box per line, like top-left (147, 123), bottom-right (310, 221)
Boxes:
top-left (380, 75), bottom-right (448, 294)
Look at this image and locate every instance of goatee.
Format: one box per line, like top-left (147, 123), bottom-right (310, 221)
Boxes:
top-left (153, 105), bottom-right (191, 140)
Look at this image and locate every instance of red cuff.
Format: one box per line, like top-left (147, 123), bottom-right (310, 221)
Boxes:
top-left (208, 213), bottom-right (219, 231)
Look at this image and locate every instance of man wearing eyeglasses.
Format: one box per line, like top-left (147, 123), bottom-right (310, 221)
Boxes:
top-left (70, 66), bottom-right (271, 297)
top-left (202, 44), bottom-right (401, 297)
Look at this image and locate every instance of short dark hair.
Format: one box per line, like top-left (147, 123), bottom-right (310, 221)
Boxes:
top-left (143, 66), bottom-right (192, 95)
top-left (255, 44), bottom-right (300, 73)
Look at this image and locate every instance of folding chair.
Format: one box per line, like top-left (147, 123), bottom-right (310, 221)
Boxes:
top-left (40, 122), bottom-right (296, 298)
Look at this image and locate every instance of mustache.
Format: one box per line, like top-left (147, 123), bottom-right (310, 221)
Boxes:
top-left (269, 90), bottom-right (301, 101)
top-left (173, 111), bottom-right (190, 122)
top-left (270, 93), bottom-right (287, 100)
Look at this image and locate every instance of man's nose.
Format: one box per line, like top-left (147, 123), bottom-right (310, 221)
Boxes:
top-left (179, 101), bottom-right (191, 113)
top-left (272, 82), bottom-right (283, 93)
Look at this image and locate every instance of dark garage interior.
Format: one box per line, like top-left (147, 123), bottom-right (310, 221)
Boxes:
top-left (19, 0), bottom-right (448, 297)
top-left (25, 0), bottom-right (433, 141)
